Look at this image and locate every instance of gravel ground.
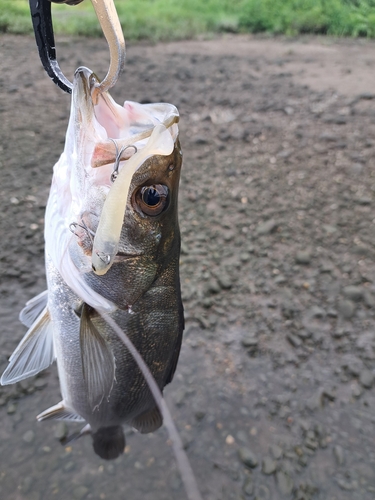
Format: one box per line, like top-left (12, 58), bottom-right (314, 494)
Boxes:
top-left (0, 33), bottom-right (375, 500)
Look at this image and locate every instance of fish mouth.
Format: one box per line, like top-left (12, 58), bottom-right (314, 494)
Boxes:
top-left (112, 252), bottom-right (143, 263)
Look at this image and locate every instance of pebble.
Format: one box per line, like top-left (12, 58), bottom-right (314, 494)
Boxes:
top-left (63, 461), bottom-right (75, 472)
top-left (13, 411), bottom-right (23, 423)
top-left (236, 430), bottom-right (248, 443)
top-left (286, 333), bottom-right (302, 348)
top-left (256, 219), bottom-right (278, 235)
top-left (242, 475), bottom-right (254, 495)
top-left (106, 464), bottom-right (116, 475)
top-left (337, 299), bottom-right (356, 319)
top-left (225, 434), bottom-right (235, 445)
top-left (295, 250), bottom-right (311, 265)
top-left (276, 471), bottom-right (294, 494)
top-left (54, 422), bottom-right (68, 440)
top-left (195, 410), bottom-right (206, 421)
top-left (34, 378), bottom-right (48, 390)
top-left (359, 369), bottom-right (374, 389)
top-left (323, 224), bottom-right (337, 234)
top-left (337, 478), bottom-right (358, 491)
top-left (308, 306), bottom-right (326, 318)
top-left (255, 485), bottom-right (270, 500)
top-left (238, 447), bottom-right (258, 468)
top-left (333, 445), bottom-right (345, 465)
top-left (351, 382), bottom-right (363, 398)
top-left (356, 196), bottom-right (372, 205)
top-left (241, 334), bottom-right (258, 349)
top-left (270, 445), bottom-right (283, 460)
top-left (73, 486), bottom-right (89, 500)
top-left (358, 92), bottom-right (375, 99)
top-left (364, 290), bottom-right (375, 308)
top-left (261, 457), bottom-right (276, 475)
top-left (7, 403), bottom-right (17, 414)
top-left (20, 476), bottom-right (33, 494)
top-left (173, 387), bottom-right (188, 406)
top-left (327, 308), bottom-right (338, 318)
top-left (169, 471), bottom-right (182, 491)
top-left (343, 286), bottom-right (363, 302)
top-left (332, 328), bottom-right (347, 339)
top-left (305, 390), bottom-right (324, 411)
top-left (274, 275), bottom-right (287, 285)
top-left (23, 430), bottom-right (35, 444)
top-left (296, 329), bottom-right (312, 340)
top-left (319, 132), bottom-right (337, 141)
top-left (218, 274), bottom-right (232, 290)
top-left (204, 279), bottom-right (220, 295)
top-left (344, 357), bottom-right (364, 377)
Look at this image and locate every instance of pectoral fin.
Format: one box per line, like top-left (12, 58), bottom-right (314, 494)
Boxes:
top-left (1, 307), bottom-right (55, 385)
top-left (80, 304), bottom-right (115, 410)
top-left (19, 290), bottom-right (48, 328)
top-left (37, 401), bottom-right (85, 422)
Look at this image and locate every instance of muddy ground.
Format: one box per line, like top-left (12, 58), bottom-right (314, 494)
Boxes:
top-left (0, 33), bottom-right (375, 500)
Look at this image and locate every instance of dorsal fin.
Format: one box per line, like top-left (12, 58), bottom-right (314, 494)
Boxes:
top-left (80, 304), bottom-right (115, 410)
top-left (19, 290), bottom-right (48, 328)
top-left (37, 401), bottom-right (85, 422)
top-left (1, 307), bottom-right (55, 385)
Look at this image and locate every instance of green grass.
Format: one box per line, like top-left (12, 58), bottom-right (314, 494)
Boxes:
top-left (2, 0), bottom-right (375, 40)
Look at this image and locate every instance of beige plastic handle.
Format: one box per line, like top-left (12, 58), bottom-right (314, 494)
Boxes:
top-left (90, 0), bottom-right (126, 101)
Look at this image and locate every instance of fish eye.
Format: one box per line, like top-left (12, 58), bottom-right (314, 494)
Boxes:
top-left (134, 184), bottom-right (169, 216)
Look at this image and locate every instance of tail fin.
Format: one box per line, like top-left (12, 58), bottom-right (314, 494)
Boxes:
top-left (92, 426), bottom-right (125, 460)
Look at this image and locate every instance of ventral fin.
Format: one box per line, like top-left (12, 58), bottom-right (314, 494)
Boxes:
top-left (1, 307), bottom-right (55, 385)
top-left (80, 303), bottom-right (115, 410)
top-left (60, 424), bottom-right (92, 446)
top-left (37, 401), bottom-right (85, 422)
top-left (19, 290), bottom-right (48, 328)
top-left (131, 406), bottom-right (163, 434)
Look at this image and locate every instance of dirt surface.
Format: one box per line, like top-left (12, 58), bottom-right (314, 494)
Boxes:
top-left (1, 33), bottom-right (375, 500)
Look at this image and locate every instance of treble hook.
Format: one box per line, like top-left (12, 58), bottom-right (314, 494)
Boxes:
top-left (29, 0), bottom-right (125, 96)
top-left (109, 141), bottom-right (138, 182)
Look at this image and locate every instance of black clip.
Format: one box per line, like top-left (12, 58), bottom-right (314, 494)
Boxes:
top-left (29, 0), bottom-right (125, 98)
top-left (29, 0), bottom-right (73, 93)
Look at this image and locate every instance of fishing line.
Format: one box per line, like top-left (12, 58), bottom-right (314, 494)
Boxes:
top-left (99, 312), bottom-right (203, 500)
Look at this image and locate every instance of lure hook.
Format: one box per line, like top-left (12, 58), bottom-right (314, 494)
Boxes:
top-left (29, 0), bottom-right (125, 96)
top-left (109, 141), bottom-right (137, 182)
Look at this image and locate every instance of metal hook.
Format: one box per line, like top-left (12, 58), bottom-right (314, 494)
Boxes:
top-left (109, 141), bottom-right (137, 182)
top-left (90, 0), bottom-right (126, 102)
top-left (69, 219), bottom-right (95, 241)
top-left (29, 0), bottom-right (125, 96)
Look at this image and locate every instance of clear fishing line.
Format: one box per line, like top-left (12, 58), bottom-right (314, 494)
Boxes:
top-left (99, 312), bottom-right (203, 500)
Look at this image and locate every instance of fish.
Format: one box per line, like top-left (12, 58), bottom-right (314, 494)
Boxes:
top-left (1, 66), bottom-right (184, 460)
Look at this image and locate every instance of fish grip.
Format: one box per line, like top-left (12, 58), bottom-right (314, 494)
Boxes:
top-left (29, 0), bottom-right (73, 93)
top-left (28, 0), bottom-right (125, 97)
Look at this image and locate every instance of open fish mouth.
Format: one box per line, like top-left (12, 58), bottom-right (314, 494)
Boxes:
top-left (71, 67), bottom-right (180, 276)
top-left (73, 66), bottom-right (180, 173)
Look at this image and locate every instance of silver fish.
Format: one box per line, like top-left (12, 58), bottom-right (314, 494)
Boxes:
top-left (1, 67), bottom-right (184, 460)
